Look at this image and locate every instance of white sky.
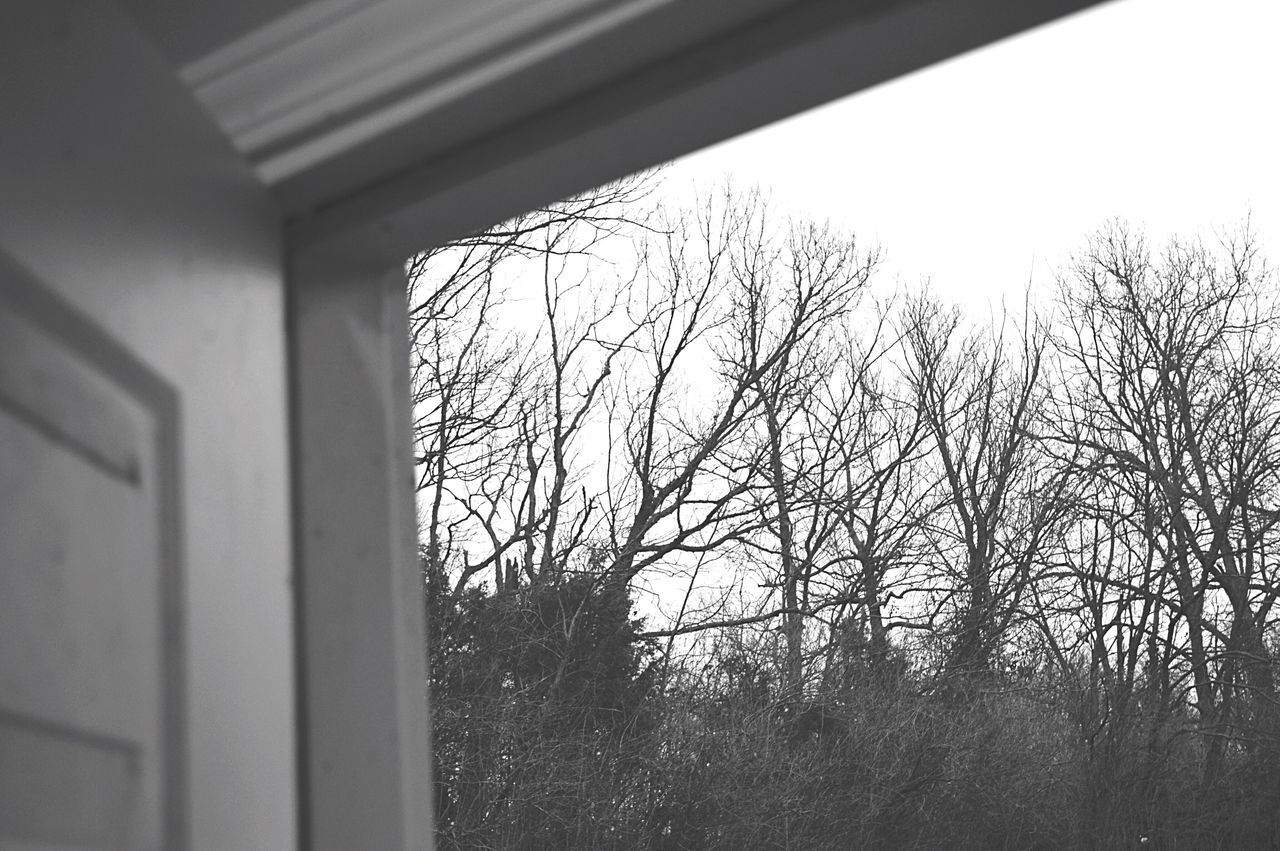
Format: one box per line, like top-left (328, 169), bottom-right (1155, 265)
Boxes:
top-left (660, 0), bottom-right (1280, 315)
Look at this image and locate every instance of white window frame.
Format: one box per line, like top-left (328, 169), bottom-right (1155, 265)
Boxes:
top-left (283, 2), bottom-right (1106, 847)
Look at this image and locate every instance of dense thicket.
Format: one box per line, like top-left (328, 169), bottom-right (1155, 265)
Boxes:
top-left (412, 178), bottom-right (1280, 849)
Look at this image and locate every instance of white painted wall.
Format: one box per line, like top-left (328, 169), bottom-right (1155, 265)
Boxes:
top-left (0, 3), bottom-right (296, 847)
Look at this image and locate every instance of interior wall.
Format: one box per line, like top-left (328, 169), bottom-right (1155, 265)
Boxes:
top-left (0, 3), bottom-right (296, 847)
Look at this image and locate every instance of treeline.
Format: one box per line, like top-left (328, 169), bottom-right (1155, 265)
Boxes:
top-left (412, 176), bottom-right (1280, 849)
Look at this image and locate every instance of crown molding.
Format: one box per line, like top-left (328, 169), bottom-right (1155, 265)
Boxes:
top-left (181, 0), bottom-right (671, 183)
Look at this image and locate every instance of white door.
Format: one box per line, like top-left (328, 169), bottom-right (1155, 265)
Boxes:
top-left (0, 260), bottom-right (183, 851)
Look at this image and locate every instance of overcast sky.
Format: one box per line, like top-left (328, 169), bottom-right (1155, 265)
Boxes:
top-left (661, 0), bottom-right (1280, 315)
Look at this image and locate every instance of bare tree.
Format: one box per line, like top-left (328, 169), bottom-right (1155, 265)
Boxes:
top-left (731, 215), bottom-right (877, 691)
top-left (1053, 224), bottom-right (1280, 780)
top-left (409, 174), bottom-right (657, 598)
top-left (903, 296), bottom-right (1065, 686)
top-left (817, 312), bottom-right (934, 683)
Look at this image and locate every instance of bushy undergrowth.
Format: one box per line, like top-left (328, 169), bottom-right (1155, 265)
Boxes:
top-left (427, 570), bottom-right (1280, 850)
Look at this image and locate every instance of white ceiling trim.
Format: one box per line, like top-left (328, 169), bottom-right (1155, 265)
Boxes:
top-left (181, 0), bottom-right (673, 184)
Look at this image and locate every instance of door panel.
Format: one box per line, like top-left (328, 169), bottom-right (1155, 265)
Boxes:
top-left (0, 259), bottom-right (183, 850)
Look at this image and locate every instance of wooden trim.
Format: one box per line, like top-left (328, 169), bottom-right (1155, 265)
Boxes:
top-left (287, 245), bottom-right (432, 850)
